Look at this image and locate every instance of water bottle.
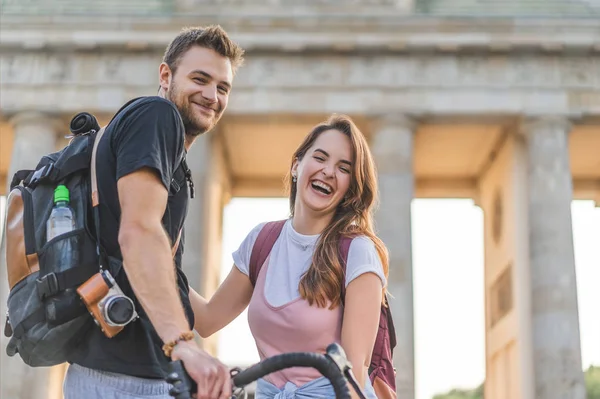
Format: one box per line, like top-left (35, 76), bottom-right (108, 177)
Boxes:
top-left (44, 184), bottom-right (81, 322)
top-left (46, 184), bottom-right (75, 241)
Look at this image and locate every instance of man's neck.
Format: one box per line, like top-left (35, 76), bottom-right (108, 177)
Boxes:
top-left (156, 89), bottom-right (199, 151)
top-left (184, 135), bottom-right (195, 151)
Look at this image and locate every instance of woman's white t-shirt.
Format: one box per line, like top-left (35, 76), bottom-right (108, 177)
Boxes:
top-left (232, 219), bottom-right (386, 307)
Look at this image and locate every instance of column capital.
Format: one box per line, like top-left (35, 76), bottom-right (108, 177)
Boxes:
top-left (9, 111), bottom-right (65, 133)
top-left (370, 112), bottom-right (420, 133)
top-left (517, 114), bottom-right (574, 140)
top-left (369, 113), bottom-right (416, 175)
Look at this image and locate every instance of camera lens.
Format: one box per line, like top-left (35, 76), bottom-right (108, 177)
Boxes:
top-left (105, 297), bottom-right (135, 325)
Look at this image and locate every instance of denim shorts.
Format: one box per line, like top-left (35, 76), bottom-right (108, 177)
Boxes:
top-left (63, 363), bottom-right (173, 399)
top-left (255, 375), bottom-right (379, 399)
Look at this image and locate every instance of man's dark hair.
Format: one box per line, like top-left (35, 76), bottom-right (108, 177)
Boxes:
top-left (163, 25), bottom-right (245, 75)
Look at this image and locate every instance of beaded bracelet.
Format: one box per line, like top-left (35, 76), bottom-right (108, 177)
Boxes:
top-left (162, 331), bottom-right (195, 358)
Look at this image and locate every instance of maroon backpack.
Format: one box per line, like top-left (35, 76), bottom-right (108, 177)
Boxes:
top-left (249, 220), bottom-right (397, 398)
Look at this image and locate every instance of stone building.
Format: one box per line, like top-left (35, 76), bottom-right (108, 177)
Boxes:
top-left (1, 1), bottom-right (599, 398)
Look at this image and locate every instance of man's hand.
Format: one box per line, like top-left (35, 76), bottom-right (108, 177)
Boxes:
top-left (171, 341), bottom-right (232, 399)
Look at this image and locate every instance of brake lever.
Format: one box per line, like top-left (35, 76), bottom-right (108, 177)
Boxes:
top-left (325, 343), bottom-right (368, 399)
top-left (230, 367), bottom-right (248, 399)
top-left (166, 361), bottom-right (248, 399)
top-left (166, 360), bottom-right (196, 399)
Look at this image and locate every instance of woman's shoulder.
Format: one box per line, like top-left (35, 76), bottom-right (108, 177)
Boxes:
top-left (247, 219), bottom-right (291, 242)
top-left (237, 219), bottom-right (290, 255)
top-left (345, 235), bottom-right (382, 265)
top-left (346, 234), bottom-right (379, 253)
top-left (232, 220), bottom-right (277, 275)
top-left (248, 221), bottom-right (270, 236)
top-left (344, 234), bottom-right (387, 287)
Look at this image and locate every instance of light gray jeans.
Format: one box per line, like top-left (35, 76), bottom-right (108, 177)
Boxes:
top-left (63, 363), bottom-right (173, 399)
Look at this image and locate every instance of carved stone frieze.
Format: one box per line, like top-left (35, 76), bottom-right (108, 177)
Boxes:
top-left (0, 52), bottom-right (161, 86)
top-left (177, 0), bottom-right (396, 5)
top-left (2, 51), bottom-right (599, 90)
top-left (1, 50), bottom-right (599, 115)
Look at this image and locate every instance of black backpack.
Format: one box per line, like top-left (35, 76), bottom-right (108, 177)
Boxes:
top-left (4, 98), bottom-right (193, 367)
top-left (3, 111), bottom-right (106, 366)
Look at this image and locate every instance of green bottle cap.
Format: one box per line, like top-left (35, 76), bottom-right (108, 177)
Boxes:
top-left (54, 185), bottom-right (70, 203)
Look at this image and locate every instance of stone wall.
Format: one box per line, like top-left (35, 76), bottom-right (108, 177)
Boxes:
top-left (418, 0), bottom-right (600, 15)
top-left (2, 0), bottom-right (599, 16)
top-left (1, 50), bottom-right (599, 116)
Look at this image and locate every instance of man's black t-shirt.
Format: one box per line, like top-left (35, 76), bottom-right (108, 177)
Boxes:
top-left (67, 96), bottom-right (195, 379)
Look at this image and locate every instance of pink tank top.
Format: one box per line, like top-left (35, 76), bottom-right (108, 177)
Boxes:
top-left (247, 254), bottom-right (343, 388)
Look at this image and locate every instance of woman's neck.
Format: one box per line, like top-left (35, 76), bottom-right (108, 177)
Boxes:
top-left (292, 204), bottom-right (334, 236)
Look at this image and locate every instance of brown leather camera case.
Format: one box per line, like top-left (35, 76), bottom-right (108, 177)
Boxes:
top-left (77, 272), bottom-right (124, 338)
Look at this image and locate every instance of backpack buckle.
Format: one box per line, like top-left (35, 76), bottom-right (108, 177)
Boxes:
top-left (27, 163), bottom-right (57, 188)
top-left (36, 273), bottom-right (59, 300)
top-left (169, 178), bottom-right (181, 195)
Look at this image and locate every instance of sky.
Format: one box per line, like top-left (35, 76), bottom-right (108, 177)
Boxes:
top-left (216, 197), bottom-right (600, 399)
top-left (0, 196), bottom-right (596, 399)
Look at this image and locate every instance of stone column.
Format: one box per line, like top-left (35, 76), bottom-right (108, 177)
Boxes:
top-left (1, 112), bottom-right (61, 399)
top-left (181, 129), bottom-right (231, 356)
top-left (5, 112), bottom-right (61, 191)
top-left (371, 114), bottom-right (416, 399)
top-left (519, 116), bottom-right (585, 399)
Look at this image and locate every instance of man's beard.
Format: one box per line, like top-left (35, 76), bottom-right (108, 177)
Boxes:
top-left (167, 83), bottom-right (218, 138)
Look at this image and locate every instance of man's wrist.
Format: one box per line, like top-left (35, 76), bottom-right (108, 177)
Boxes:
top-left (170, 338), bottom-right (202, 362)
top-left (163, 331), bottom-right (195, 358)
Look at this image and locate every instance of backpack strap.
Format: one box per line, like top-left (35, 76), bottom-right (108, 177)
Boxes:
top-left (90, 127), bottom-right (107, 208)
top-left (89, 96), bottom-right (146, 207)
top-left (90, 126), bottom-right (108, 271)
top-left (248, 220), bottom-right (287, 287)
top-left (180, 156), bottom-right (195, 199)
top-left (89, 128), bottom-right (182, 259)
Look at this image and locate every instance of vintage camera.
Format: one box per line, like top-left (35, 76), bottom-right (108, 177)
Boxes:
top-left (77, 270), bottom-right (138, 338)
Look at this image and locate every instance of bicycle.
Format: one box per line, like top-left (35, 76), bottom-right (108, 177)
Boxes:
top-left (165, 343), bottom-right (368, 399)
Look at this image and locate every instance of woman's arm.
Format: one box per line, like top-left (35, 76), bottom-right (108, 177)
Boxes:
top-left (341, 272), bottom-right (383, 398)
top-left (190, 222), bottom-right (266, 337)
top-left (189, 265), bottom-right (253, 338)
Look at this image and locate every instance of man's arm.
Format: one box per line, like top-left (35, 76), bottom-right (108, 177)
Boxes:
top-left (117, 167), bottom-right (189, 345)
top-left (188, 265), bottom-right (253, 338)
top-left (117, 167), bottom-right (231, 399)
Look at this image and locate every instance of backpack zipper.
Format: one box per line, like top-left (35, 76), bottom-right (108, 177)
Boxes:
top-left (4, 310), bottom-right (12, 337)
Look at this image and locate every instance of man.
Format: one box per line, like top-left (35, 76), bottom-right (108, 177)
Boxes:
top-left (63, 26), bottom-right (245, 399)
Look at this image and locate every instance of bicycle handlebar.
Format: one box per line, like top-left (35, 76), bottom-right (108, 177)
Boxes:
top-left (166, 343), bottom-right (361, 399)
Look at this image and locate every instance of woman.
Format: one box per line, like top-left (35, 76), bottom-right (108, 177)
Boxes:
top-left (189, 114), bottom-right (389, 398)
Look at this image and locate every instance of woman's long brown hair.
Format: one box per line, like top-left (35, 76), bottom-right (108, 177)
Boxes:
top-left (287, 114), bottom-right (389, 309)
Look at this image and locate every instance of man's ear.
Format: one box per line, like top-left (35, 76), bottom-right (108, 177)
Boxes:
top-left (158, 62), bottom-right (172, 92)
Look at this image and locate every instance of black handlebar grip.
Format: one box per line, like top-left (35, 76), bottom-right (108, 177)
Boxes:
top-left (231, 351), bottom-right (352, 399)
top-left (166, 345), bottom-right (356, 399)
top-left (166, 360), bottom-right (196, 399)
